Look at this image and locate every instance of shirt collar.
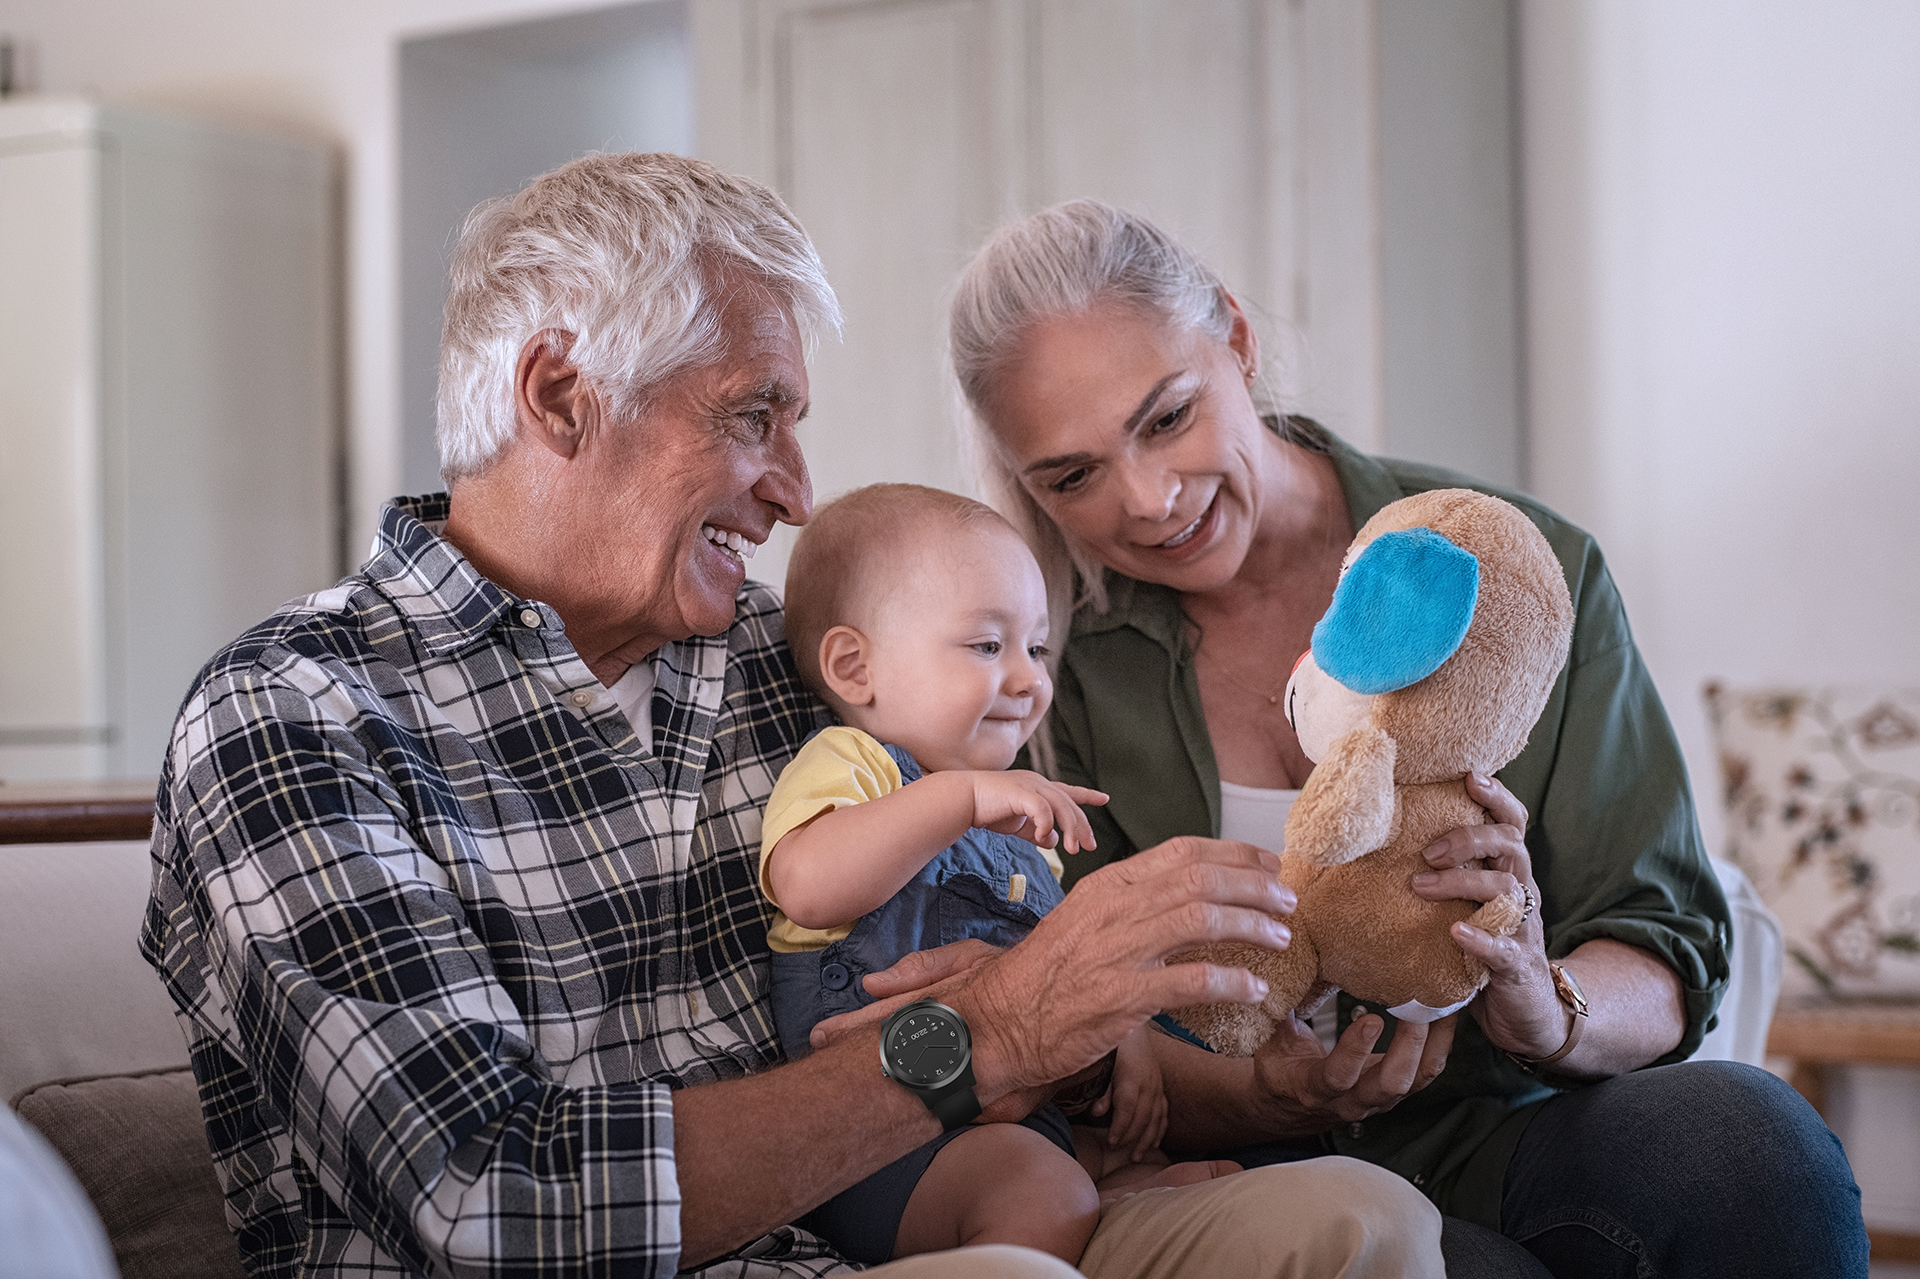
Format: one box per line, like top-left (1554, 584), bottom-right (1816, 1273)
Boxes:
top-left (362, 493), bottom-right (529, 659)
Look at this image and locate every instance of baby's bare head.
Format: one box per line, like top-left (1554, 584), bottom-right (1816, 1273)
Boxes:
top-left (784, 483), bottom-right (1022, 703)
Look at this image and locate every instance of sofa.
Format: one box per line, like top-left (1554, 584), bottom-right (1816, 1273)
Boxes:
top-left (0, 833), bottom-right (1783, 1277)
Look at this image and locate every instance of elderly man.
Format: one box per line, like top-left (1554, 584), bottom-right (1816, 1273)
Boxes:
top-left (142, 154), bottom-right (1443, 1278)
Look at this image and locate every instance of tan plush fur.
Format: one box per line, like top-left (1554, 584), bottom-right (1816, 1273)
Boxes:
top-left (1169, 490), bottom-right (1574, 1056)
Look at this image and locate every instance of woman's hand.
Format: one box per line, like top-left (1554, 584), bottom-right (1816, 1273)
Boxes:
top-left (1407, 773), bottom-right (1692, 1077)
top-left (1409, 772), bottom-right (1571, 1060)
top-left (1090, 1024), bottom-right (1169, 1162)
top-left (1250, 1008), bottom-right (1456, 1126)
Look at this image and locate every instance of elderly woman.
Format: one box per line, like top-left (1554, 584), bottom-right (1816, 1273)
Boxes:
top-left (948, 199), bottom-right (1867, 1277)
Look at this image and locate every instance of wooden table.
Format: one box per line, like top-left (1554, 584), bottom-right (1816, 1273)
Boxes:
top-left (1769, 1000), bottom-right (1920, 1262)
top-left (0, 780), bottom-right (157, 844)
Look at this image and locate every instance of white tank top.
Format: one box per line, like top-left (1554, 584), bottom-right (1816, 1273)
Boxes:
top-left (1217, 779), bottom-right (1300, 853)
top-left (1217, 779), bottom-right (1338, 1050)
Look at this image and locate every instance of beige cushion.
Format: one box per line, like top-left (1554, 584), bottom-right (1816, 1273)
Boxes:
top-left (13, 1069), bottom-right (244, 1279)
top-left (0, 840), bottom-right (189, 1101)
top-left (1706, 684), bottom-right (1920, 999)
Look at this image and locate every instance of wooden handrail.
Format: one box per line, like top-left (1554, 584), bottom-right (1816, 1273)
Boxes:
top-left (1767, 998), bottom-right (1920, 1263)
top-left (1768, 1000), bottom-right (1920, 1067)
top-left (0, 780), bottom-right (157, 844)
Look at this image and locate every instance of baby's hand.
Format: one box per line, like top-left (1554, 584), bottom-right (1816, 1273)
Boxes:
top-left (967, 771), bottom-right (1107, 854)
top-left (1092, 1024), bottom-right (1168, 1162)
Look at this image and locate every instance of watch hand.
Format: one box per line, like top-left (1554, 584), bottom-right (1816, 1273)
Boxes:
top-left (907, 1043), bottom-right (953, 1079)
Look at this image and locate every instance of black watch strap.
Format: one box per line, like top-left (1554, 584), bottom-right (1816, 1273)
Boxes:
top-left (923, 1062), bottom-right (980, 1132)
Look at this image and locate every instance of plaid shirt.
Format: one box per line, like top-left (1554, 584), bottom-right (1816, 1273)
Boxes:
top-left (142, 496), bottom-right (852, 1278)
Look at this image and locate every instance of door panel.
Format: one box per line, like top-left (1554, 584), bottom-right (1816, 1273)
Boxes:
top-left (700, 0), bottom-right (1380, 588)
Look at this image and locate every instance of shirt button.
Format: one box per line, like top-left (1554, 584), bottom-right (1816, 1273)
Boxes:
top-left (518, 608), bottom-right (542, 628)
top-left (569, 690), bottom-right (592, 707)
top-left (822, 962), bottom-right (851, 991)
top-left (1349, 1121), bottom-right (1365, 1140)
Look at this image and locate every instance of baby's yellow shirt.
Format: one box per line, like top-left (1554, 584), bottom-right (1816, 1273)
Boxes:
top-left (758, 725), bottom-right (1063, 953)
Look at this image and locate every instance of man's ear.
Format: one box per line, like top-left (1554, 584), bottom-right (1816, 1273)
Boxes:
top-left (514, 330), bottom-right (592, 460)
top-left (1221, 288), bottom-right (1261, 386)
top-left (818, 626), bottom-right (875, 707)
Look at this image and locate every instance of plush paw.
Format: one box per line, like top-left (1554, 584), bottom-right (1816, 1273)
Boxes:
top-left (1467, 879), bottom-right (1528, 937)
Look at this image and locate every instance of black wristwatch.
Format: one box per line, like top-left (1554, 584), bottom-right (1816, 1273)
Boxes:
top-left (879, 1000), bottom-right (980, 1132)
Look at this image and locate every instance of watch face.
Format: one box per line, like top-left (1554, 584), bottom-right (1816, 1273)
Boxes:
top-left (882, 1005), bottom-right (970, 1088)
top-left (1550, 963), bottom-right (1589, 1013)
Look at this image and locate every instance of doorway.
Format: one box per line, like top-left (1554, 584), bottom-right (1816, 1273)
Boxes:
top-left (398, 1), bottom-right (693, 496)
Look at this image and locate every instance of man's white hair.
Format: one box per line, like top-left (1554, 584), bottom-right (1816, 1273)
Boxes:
top-left (437, 152), bottom-right (842, 482)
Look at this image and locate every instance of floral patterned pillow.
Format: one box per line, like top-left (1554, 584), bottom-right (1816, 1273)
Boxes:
top-left (1705, 685), bottom-right (1920, 1001)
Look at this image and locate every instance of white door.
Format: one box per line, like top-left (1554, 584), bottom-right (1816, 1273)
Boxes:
top-left (694, 0), bottom-right (1382, 589)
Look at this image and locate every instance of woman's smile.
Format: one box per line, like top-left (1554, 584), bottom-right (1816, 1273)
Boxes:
top-left (1152, 492), bottom-right (1220, 553)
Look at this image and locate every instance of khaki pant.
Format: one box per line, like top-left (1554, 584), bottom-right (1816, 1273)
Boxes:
top-left (862, 1157), bottom-right (1443, 1279)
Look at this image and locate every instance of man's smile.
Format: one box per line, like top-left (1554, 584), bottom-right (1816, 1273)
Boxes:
top-left (701, 523), bottom-right (762, 562)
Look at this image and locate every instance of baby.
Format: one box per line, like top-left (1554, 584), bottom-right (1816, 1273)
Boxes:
top-left (763, 484), bottom-right (1197, 1266)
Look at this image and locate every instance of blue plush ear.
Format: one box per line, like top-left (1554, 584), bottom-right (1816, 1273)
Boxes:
top-left (1312, 527), bottom-right (1480, 695)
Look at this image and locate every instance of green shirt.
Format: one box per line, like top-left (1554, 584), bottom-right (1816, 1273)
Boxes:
top-left (1045, 428), bottom-right (1733, 1227)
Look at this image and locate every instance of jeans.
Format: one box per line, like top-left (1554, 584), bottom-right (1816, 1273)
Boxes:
top-left (1444, 1061), bottom-right (1867, 1278)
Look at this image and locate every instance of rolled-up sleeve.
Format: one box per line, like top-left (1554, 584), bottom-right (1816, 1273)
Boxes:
top-left (1507, 544), bottom-right (1732, 1062)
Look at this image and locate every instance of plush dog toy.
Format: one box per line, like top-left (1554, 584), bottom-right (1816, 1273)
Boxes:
top-left (1172, 488), bottom-right (1576, 1056)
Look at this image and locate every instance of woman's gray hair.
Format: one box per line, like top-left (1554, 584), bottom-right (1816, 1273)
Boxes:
top-left (437, 152), bottom-right (841, 482)
top-left (949, 199), bottom-right (1239, 639)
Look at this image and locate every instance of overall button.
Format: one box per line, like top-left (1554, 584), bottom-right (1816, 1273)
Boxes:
top-left (821, 962), bottom-right (851, 991)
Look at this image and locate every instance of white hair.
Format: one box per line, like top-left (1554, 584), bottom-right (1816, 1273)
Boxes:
top-left (950, 199), bottom-right (1252, 633)
top-left (437, 152), bottom-right (842, 482)
top-left (949, 201), bottom-right (1322, 775)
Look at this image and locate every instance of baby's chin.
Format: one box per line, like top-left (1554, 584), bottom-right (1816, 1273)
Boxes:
top-left (903, 735), bottom-right (1024, 774)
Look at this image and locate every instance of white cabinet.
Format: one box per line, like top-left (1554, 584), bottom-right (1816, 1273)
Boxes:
top-left (0, 99), bottom-right (337, 781)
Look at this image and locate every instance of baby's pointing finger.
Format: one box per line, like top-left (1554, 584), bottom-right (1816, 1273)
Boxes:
top-left (1024, 799), bottom-right (1059, 849)
top-left (1061, 803), bottom-right (1097, 855)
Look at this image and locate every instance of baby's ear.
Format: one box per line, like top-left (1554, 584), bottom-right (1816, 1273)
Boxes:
top-left (818, 626), bottom-right (875, 706)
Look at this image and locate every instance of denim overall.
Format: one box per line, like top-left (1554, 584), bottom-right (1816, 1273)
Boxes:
top-left (768, 740), bottom-right (1066, 1061)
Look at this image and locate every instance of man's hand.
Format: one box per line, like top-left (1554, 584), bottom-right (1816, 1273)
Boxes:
top-left (813, 837), bottom-right (1296, 1117)
top-left (809, 939), bottom-right (1005, 1052)
top-left (810, 939), bottom-right (1063, 1121)
top-left (966, 770), bottom-right (1107, 853)
top-left (952, 838), bottom-right (1299, 1110)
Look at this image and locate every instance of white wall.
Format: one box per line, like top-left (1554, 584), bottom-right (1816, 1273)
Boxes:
top-left (1521, 0), bottom-right (1920, 832)
top-left (1376, 0), bottom-right (1524, 489)
top-left (399, 2), bottom-right (691, 495)
top-left (1, 0), bottom-right (661, 558)
top-left (1520, 0), bottom-right (1920, 1236)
